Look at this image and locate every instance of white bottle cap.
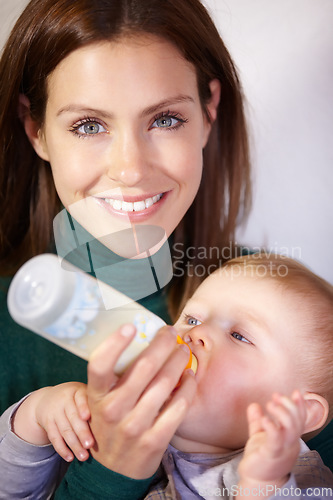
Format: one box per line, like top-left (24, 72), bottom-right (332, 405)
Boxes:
top-left (8, 254), bottom-right (76, 330)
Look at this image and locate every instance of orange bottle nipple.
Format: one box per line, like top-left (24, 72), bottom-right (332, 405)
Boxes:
top-left (176, 336), bottom-right (198, 373)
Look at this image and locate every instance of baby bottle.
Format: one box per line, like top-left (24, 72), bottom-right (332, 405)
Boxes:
top-left (7, 254), bottom-right (197, 374)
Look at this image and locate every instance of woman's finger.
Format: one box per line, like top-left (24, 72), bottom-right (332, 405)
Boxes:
top-left (88, 324), bottom-right (136, 396)
top-left (152, 369), bottom-right (197, 439)
top-left (119, 326), bottom-right (179, 388)
top-left (97, 326), bottom-right (179, 420)
top-left (121, 343), bottom-right (192, 432)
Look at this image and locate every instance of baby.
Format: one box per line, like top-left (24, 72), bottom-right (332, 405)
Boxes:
top-left (1, 254), bottom-right (332, 499)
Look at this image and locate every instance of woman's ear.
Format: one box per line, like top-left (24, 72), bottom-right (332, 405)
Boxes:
top-left (206, 79), bottom-right (221, 124)
top-left (202, 79), bottom-right (221, 147)
top-left (18, 94), bottom-right (50, 161)
top-left (303, 392), bottom-right (329, 434)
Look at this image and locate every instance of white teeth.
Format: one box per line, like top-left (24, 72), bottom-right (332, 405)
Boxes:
top-left (122, 201), bottom-right (134, 211)
top-left (113, 199), bottom-right (122, 210)
top-left (104, 194), bottom-right (162, 212)
top-left (133, 201), bottom-right (146, 211)
top-left (145, 198), bottom-right (153, 209)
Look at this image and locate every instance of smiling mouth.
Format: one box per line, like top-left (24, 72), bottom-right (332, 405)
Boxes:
top-left (102, 193), bottom-right (163, 212)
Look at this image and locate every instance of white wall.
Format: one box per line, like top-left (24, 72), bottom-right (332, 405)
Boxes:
top-left (2, 0), bottom-right (332, 283)
top-left (0, 0), bottom-right (25, 48)
top-left (204, 0), bottom-right (333, 284)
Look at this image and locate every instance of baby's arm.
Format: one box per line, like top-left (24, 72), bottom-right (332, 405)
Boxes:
top-left (12, 382), bottom-right (95, 462)
top-left (236, 391), bottom-right (306, 499)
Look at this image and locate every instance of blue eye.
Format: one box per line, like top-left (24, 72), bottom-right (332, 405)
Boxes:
top-left (81, 122), bottom-right (106, 135)
top-left (70, 119), bottom-right (108, 137)
top-left (153, 116), bottom-right (178, 128)
top-left (231, 332), bottom-right (251, 344)
top-left (185, 316), bottom-right (202, 327)
top-left (151, 112), bottom-right (188, 130)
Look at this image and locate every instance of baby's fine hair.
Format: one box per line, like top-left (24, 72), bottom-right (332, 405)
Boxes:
top-left (223, 253), bottom-right (333, 422)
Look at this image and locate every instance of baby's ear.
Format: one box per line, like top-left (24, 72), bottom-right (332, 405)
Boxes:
top-left (18, 94), bottom-right (50, 161)
top-left (303, 392), bottom-right (329, 434)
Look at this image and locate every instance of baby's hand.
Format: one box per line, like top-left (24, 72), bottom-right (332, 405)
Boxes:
top-left (13, 382), bottom-right (95, 462)
top-left (237, 391), bottom-right (306, 492)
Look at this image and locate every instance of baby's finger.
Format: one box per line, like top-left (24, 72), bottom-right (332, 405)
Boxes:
top-left (65, 402), bottom-right (95, 450)
top-left (261, 415), bottom-right (283, 455)
top-left (291, 390), bottom-right (307, 428)
top-left (246, 403), bottom-right (265, 438)
top-left (55, 415), bottom-right (90, 461)
top-left (46, 420), bottom-right (75, 462)
top-left (266, 396), bottom-right (301, 444)
top-left (74, 386), bottom-right (91, 421)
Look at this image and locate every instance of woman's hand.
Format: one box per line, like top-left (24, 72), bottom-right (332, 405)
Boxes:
top-left (87, 324), bottom-right (197, 479)
top-left (12, 382), bottom-right (94, 462)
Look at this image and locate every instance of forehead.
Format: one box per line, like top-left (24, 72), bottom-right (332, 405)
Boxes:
top-left (46, 35), bottom-right (199, 105)
top-left (188, 268), bottom-right (303, 326)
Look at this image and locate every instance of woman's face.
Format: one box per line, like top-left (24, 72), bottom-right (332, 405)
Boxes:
top-left (31, 36), bottom-right (219, 254)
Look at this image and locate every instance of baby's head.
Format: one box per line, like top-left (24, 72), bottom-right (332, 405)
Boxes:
top-left (172, 253), bottom-right (333, 453)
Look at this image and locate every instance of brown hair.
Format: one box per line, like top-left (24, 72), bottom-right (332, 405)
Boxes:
top-left (224, 253), bottom-right (333, 421)
top-left (0, 0), bottom-right (251, 319)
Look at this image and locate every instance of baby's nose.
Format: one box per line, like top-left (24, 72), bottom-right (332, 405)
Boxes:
top-left (182, 325), bottom-right (212, 351)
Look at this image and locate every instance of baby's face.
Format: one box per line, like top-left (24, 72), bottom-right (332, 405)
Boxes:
top-left (172, 266), bottom-right (307, 453)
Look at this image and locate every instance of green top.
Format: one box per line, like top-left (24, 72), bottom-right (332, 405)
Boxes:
top-left (56, 455), bottom-right (155, 500)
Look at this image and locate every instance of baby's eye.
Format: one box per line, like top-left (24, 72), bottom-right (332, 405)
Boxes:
top-left (231, 332), bottom-right (251, 344)
top-left (185, 315), bottom-right (202, 327)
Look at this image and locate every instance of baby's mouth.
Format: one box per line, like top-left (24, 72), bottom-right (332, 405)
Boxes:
top-left (103, 193), bottom-right (163, 212)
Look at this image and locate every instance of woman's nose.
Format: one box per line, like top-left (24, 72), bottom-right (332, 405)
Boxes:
top-left (183, 325), bottom-right (213, 351)
top-left (106, 129), bottom-right (149, 187)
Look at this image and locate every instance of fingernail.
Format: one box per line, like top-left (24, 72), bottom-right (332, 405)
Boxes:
top-left (79, 451), bottom-right (88, 460)
top-left (168, 326), bottom-right (178, 336)
top-left (185, 368), bottom-right (195, 377)
top-left (179, 343), bottom-right (190, 354)
top-left (120, 324), bottom-right (136, 337)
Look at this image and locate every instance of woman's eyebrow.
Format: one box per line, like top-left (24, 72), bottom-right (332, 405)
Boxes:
top-left (56, 106), bottom-right (113, 119)
top-left (56, 95), bottom-right (195, 119)
top-left (140, 95), bottom-right (195, 117)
